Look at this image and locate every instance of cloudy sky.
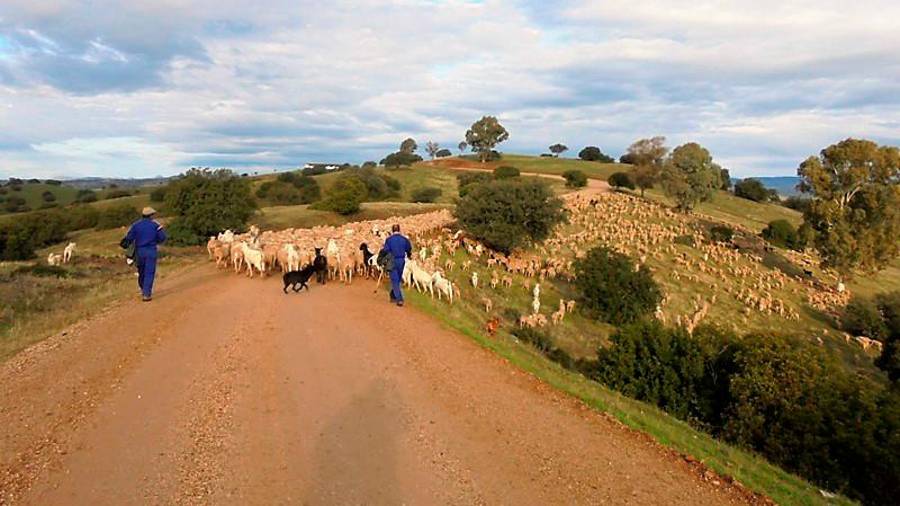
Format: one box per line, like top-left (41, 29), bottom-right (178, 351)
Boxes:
top-left (0, 0), bottom-right (898, 179)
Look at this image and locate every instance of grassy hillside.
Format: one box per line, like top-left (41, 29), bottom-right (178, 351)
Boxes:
top-left (431, 154), bottom-right (624, 180)
top-left (645, 189), bottom-right (803, 231)
top-left (254, 201), bottom-right (451, 230)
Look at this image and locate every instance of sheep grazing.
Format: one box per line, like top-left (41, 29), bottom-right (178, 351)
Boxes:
top-left (405, 260), bottom-right (434, 297)
top-left (481, 297), bottom-right (493, 313)
top-left (532, 283), bottom-right (541, 300)
top-left (62, 242), bottom-right (77, 264)
top-left (47, 252), bottom-right (63, 266)
top-left (432, 272), bottom-right (454, 303)
top-left (532, 297), bottom-right (541, 315)
top-left (565, 300), bottom-right (576, 314)
top-left (470, 271), bottom-right (479, 289)
top-left (551, 309), bottom-right (565, 325)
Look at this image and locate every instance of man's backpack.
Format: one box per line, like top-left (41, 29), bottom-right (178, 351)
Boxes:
top-left (376, 249), bottom-right (395, 272)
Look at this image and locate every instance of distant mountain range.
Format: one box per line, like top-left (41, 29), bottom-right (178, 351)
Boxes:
top-left (61, 176), bottom-right (172, 189)
top-left (734, 176), bottom-right (802, 196)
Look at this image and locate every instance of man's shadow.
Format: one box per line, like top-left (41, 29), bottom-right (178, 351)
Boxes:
top-left (306, 380), bottom-right (401, 504)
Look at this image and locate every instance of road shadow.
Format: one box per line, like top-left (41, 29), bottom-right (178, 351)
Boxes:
top-left (305, 380), bottom-right (402, 505)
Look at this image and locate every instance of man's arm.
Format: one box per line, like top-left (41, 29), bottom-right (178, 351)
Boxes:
top-left (155, 221), bottom-right (167, 244)
top-left (125, 223), bottom-right (136, 243)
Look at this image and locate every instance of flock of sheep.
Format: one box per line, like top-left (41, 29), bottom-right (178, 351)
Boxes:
top-left (201, 187), bottom-right (871, 354)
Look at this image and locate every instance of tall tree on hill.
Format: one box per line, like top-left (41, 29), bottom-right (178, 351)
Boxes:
top-left (660, 142), bottom-right (723, 212)
top-left (797, 138), bottom-right (900, 278)
top-left (465, 116), bottom-right (509, 163)
top-left (425, 141), bottom-right (440, 160)
top-left (400, 137), bottom-right (418, 154)
top-left (549, 143), bottom-right (568, 157)
top-left (458, 141), bottom-right (468, 155)
top-left (578, 146), bottom-right (614, 163)
top-left (625, 136), bottom-right (668, 197)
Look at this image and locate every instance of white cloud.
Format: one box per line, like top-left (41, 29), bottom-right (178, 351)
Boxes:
top-left (0, 0), bottom-right (897, 178)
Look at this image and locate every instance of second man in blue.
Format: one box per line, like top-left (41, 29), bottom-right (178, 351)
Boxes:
top-left (381, 224), bottom-right (412, 306)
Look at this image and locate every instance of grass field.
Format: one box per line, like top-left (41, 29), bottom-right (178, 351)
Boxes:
top-left (1, 227), bottom-right (200, 362)
top-left (254, 201), bottom-right (451, 230)
top-left (0, 188), bottom-right (151, 224)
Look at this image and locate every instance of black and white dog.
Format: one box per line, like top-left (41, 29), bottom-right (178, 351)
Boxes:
top-left (359, 242), bottom-right (376, 278)
top-left (282, 264), bottom-right (316, 293)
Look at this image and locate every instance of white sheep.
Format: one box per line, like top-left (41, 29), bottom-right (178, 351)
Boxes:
top-left (62, 242), bottom-right (77, 263)
top-left (471, 271), bottom-right (479, 289)
top-left (47, 252), bottom-right (62, 266)
top-left (240, 242), bottom-right (266, 278)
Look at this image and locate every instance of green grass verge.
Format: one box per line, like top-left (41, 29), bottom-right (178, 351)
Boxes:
top-left (406, 289), bottom-right (853, 506)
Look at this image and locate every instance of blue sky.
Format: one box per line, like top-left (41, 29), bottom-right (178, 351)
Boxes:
top-left (0, 0), bottom-right (898, 179)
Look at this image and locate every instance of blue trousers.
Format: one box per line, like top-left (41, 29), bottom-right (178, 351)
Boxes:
top-left (136, 248), bottom-right (158, 298)
top-left (389, 259), bottom-right (405, 302)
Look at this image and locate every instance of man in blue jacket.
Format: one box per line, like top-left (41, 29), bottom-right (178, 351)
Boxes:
top-left (381, 224), bottom-right (412, 306)
top-left (125, 207), bottom-right (167, 302)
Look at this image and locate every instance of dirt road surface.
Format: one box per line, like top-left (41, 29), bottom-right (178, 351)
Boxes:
top-left (1, 266), bottom-right (755, 505)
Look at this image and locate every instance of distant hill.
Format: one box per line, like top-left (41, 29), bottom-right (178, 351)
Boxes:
top-left (732, 176), bottom-right (802, 196)
top-left (62, 176), bottom-right (171, 189)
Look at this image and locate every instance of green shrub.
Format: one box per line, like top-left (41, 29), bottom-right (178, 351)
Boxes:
top-left (674, 234), bottom-right (695, 247)
top-left (149, 186), bottom-right (167, 202)
top-left (593, 325), bottom-right (900, 505)
top-left (75, 189), bottom-right (98, 203)
top-left (608, 171), bottom-right (635, 190)
top-left (734, 178), bottom-right (774, 202)
top-left (293, 175), bottom-right (321, 203)
top-left (410, 187), bottom-right (442, 203)
top-left (843, 291), bottom-right (900, 382)
top-left (562, 169), bottom-right (588, 188)
top-left (104, 189), bottom-right (131, 199)
top-left (317, 176), bottom-right (367, 215)
top-left (709, 225), bottom-right (734, 243)
top-left (3, 195), bottom-right (28, 213)
top-left (574, 246), bottom-right (662, 324)
top-left (842, 296), bottom-right (889, 341)
top-left (594, 322), bottom-right (730, 422)
top-left (761, 219), bottom-right (804, 250)
top-left (380, 151), bottom-right (423, 167)
top-left (456, 172), bottom-right (493, 197)
top-left (0, 187), bottom-right (7, 195)
top-left (493, 166), bottom-right (520, 179)
top-left (96, 204), bottom-right (139, 230)
top-left (454, 179), bottom-right (565, 254)
top-left (578, 146), bottom-right (615, 163)
top-left (65, 205), bottom-right (100, 230)
top-left (11, 184), bottom-right (22, 192)
top-left (41, 190), bottom-right (56, 202)
top-left (258, 181), bottom-right (304, 205)
top-left (44, 179), bottom-right (62, 186)
top-left (164, 168), bottom-right (257, 245)
top-left (0, 210), bottom-right (69, 260)
top-left (14, 264), bottom-right (70, 278)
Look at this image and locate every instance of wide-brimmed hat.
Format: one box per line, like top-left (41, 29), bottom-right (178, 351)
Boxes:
top-left (142, 206), bottom-right (158, 216)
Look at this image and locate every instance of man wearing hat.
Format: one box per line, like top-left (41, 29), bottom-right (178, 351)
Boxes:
top-left (124, 207), bottom-right (167, 301)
